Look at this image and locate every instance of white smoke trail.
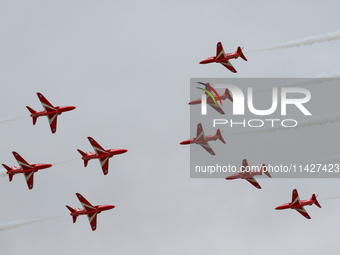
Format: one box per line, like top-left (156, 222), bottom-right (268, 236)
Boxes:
top-left (299, 154), bottom-right (340, 166)
top-left (315, 72), bottom-right (340, 79)
top-left (232, 111), bottom-right (340, 135)
top-left (0, 216), bottom-right (57, 232)
top-left (322, 196), bottom-right (340, 201)
top-left (254, 30), bottom-right (340, 52)
top-left (0, 169), bottom-right (7, 177)
top-left (51, 158), bottom-right (78, 166)
top-left (256, 72), bottom-right (340, 92)
top-left (0, 116), bottom-right (28, 124)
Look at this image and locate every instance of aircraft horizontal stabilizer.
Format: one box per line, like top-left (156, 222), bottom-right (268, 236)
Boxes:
top-left (312, 194), bottom-right (321, 208)
top-left (237, 46), bottom-right (247, 61)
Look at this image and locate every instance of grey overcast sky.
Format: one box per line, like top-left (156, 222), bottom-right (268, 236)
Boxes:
top-left (1, 1), bottom-right (340, 254)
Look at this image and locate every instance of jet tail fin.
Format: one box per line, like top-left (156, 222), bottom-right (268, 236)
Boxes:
top-left (2, 164), bottom-right (11, 171)
top-left (2, 164), bottom-right (13, 182)
top-left (224, 88), bottom-right (233, 102)
top-left (312, 194), bottom-right (321, 208)
top-left (77, 149), bottom-right (89, 167)
top-left (66, 205), bottom-right (78, 223)
top-left (261, 164), bottom-right (271, 178)
top-left (77, 149), bottom-right (86, 157)
top-left (26, 106), bottom-right (37, 125)
top-left (216, 129), bottom-right (226, 144)
top-left (66, 205), bottom-right (75, 213)
top-left (237, 46), bottom-right (247, 61)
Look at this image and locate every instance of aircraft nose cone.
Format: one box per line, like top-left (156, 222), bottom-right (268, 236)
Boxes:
top-left (199, 58), bottom-right (213, 64)
top-left (180, 140), bottom-right (190, 145)
top-left (108, 205), bottom-right (115, 210)
top-left (70, 106), bottom-right (76, 110)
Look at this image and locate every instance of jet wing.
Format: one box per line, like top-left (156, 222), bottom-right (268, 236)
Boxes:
top-left (245, 177), bottom-right (261, 189)
top-left (220, 60), bottom-right (237, 73)
top-left (195, 123), bottom-right (205, 142)
top-left (12, 151), bottom-right (32, 170)
top-left (88, 137), bottom-right (107, 156)
top-left (87, 212), bottom-right (98, 231)
top-left (294, 207), bottom-right (311, 219)
top-left (37, 93), bottom-right (56, 112)
top-left (208, 102), bottom-right (225, 115)
top-left (198, 142), bottom-right (215, 155)
top-left (240, 159), bottom-right (248, 176)
top-left (47, 113), bottom-right (58, 134)
top-left (99, 156), bottom-right (110, 175)
top-left (23, 170), bottom-right (34, 189)
top-left (215, 42), bottom-right (226, 60)
top-left (291, 189), bottom-right (301, 206)
top-left (76, 193), bottom-right (95, 211)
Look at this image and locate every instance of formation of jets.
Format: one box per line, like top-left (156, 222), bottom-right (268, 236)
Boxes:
top-left (2, 41), bottom-right (322, 235)
top-left (180, 42), bottom-right (322, 220)
top-left (1, 92), bottom-right (126, 230)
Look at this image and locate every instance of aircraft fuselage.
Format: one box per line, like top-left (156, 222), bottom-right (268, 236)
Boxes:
top-left (81, 149), bottom-right (128, 161)
top-left (200, 52), bottom-right (241, 64)
top-left (30, 106), bottom-right (76, 118)
top-left (225, 171), bottom-right (262, 180)
top-left (180, 135), bottom-right (219, 145)
top-left (71, 205), bottom-right (115, 217)
top-left (275, 199), bottom-right (315, 210)
top-left (7, 163), bottom-right (52, 175)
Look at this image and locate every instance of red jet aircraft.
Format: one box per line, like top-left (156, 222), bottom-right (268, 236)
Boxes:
top-left (180, 123), bottom-right (225, 155)
top-left (190, 82), bottom-right (233, 115)
top-left (200, 42), bottom-right (247, 73)
top-left (26, 92), bottom-right (76, 134)
top-left (66, 193), bottom-right (115, 231)
top-left (2, 151), bottom-right (52, 189)
top-left (225, 159), bottom-right (271, 189)
top-left (275, 189), bottom-right (321, 219)
top-left (77, 137), bottom-right (128, 175)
